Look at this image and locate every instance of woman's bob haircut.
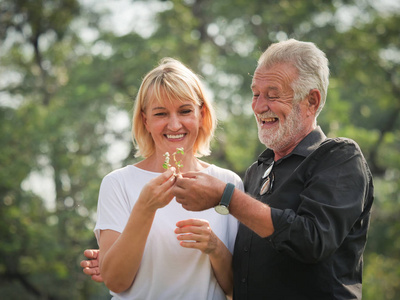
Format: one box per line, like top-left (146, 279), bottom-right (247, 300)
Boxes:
top-left (132, 58), bottom-right (217, 158)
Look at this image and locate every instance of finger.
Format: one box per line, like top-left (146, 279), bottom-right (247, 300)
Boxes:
top-left (176, 218), bottom-right (207, 228)
top-left (179, 171), bottom-right (200, 179)
top-left (91, 274), bottom-right (104, 283)
top-left (179, 240), bottom-right (203, 250)
top-left (162, 171), bottom-right (177, 188)
top-left (174, 176), bottom-right (193, 189)
top-left (162, 168), bottom-right (176, 183)
top-left (80, 258), bottom-right (99, 268)
top-left (177, 233), bottom-right (206, 242)
top-left (84, 249), bottom-right (99, 259)
top-left (83, 266), bottom-right (100, 276)
top-left (80, 260), bottom-right (89, 268)
top-left (175, 224), bottom-right (209, 237)
top-left (175, 220), bottom-right (206, 233)
top-left (151, 168), bottom-right (176, 186)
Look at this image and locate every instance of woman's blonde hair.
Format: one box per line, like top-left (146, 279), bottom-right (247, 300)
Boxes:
top-left (132, 58), bottom-right (217, 158)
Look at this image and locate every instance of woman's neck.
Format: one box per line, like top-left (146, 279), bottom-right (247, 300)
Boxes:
top-left (135, 154), bottom-right (209, 173)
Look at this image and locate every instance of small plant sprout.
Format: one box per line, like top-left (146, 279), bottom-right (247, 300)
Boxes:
top-left (163, 147), bottom-right (184, 174)
top-left (162, 152), bottom-right (171, 170)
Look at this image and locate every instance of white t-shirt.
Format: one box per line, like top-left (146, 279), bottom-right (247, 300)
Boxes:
top-left (94, 164), bottom-right (244, 300)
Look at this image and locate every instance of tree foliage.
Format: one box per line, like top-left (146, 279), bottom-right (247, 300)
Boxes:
top-left (1, 0), bottom-right (399, 298)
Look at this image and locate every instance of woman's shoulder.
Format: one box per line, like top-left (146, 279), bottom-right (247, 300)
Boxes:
top-left (205, 164), bottom-right (243, 187)
top-left (104, 165), bottom-right (133, 178)
top-left (102, 165), bottom-right (153, 182)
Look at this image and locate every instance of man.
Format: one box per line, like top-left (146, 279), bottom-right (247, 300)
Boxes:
top-left (172, 39), bottom-right (373, 299)
top-left (82, 39), bottom-right (373, 299)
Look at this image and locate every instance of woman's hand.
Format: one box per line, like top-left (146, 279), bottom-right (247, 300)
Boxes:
top-left (174, 219), bottom-right (218, 254)
top-left (175, 218), bottom-right (233, 297)
top-left (136, 168), bottom-right (177, 212)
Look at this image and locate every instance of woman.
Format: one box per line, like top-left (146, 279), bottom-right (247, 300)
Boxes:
top-left (92, 58), bottom-right (243, 299)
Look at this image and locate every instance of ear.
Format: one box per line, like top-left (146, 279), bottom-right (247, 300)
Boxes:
top-left (307, 89), bottom-right (321, 116)
top-left (141, 111), bottom-right (150, 131)
top-left (199, 105), bottom-right (205, 127)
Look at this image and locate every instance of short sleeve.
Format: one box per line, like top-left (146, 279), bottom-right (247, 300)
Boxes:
top-left (94, 174), bottom-right (131, 244)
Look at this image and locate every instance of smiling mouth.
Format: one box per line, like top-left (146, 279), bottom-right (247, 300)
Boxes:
top-left (165, 134), bottom-right (185, 139)
top-left (260, 117), bottom-right (278, 124)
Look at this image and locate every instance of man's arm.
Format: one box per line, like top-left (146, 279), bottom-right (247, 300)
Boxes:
top-left (173, 172), bottom-right (274, 237)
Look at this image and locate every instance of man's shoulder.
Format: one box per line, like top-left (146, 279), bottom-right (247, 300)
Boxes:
top-left (318, 137), bottom-right (363, 156)
top-left (244, 160), bottom-right (261, 179)
top-left (308, 136), bottom-right (370, 174)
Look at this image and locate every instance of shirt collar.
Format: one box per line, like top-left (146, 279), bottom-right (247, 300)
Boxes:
top-left (257, 126), bottom-right (327, 165)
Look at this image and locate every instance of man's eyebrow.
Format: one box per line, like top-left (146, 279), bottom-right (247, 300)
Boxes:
top-left (250, 84), bottom-right (279, 91)
top-left (268, 86), bottom-right (279, 92)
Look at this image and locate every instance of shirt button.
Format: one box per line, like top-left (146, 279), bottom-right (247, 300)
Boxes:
top-left (244, 247), bottom-right (248, 252)
top-left (241, 278), bottom-right (246, 283)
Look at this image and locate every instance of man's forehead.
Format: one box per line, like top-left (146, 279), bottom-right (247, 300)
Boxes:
top-left (251, 64), bottom-right (297, 88)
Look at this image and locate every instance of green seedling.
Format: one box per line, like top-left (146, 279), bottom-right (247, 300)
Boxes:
top-left (162, 152), bottom-right (171, 170)
top-left (163, 147), bottom-right (184, 174)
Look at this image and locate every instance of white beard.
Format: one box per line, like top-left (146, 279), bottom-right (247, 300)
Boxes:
top-left (257, 103), bottom-right (304, 151)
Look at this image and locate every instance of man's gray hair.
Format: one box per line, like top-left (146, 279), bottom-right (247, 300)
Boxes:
top-left (258, 39), bottom-right (330, 117)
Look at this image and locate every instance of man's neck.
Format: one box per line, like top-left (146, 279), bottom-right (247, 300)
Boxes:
top-left (272, 125), bottom-right (316, 161)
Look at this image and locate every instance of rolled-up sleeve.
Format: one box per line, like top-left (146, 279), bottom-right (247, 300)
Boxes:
top-left (269, 140), bottom-right (370, 263)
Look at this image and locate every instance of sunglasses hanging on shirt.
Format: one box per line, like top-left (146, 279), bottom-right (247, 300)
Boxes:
top-left (260, 161), bottom-right (275, 196)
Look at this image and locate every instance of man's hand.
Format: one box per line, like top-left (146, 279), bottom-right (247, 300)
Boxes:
top-left (172, 172), bottom-right (225, 211)
top-left (80, 249), bottom-right (103, 283)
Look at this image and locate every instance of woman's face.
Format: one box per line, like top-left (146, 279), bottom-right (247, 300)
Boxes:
top-left (142, 91), bottom-right (203, 158)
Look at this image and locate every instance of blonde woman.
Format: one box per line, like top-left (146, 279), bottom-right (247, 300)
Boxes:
top-left (89, 58), bottom-right (243, 300)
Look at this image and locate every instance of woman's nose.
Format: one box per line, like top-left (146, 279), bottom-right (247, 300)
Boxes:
top-left (167, 114), bottom-right (182, 131)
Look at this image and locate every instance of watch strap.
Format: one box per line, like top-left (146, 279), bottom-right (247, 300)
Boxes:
top-left (220, 183), bottom-right (235, 207)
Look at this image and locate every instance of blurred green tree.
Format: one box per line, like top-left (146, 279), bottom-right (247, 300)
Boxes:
top-left (1, 0), bottom-right (399, 299)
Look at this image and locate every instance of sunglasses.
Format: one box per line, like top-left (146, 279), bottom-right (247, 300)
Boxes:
top-left (260, 162), bottom-right (275, 196)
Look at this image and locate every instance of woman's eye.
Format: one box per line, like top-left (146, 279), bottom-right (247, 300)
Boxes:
top-left (181, 109), bottom-right (192, 114)
top-left (154, 112), bottom-right (166, 116)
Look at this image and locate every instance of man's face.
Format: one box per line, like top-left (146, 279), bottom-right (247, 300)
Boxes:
top-left (251, 63), bottom-right (310, 153)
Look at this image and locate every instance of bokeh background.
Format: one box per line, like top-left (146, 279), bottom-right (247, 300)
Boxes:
top-left (1, 0), bottom-right (399, 299)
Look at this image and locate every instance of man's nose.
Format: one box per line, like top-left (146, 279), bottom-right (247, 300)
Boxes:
top-left (252, 96), bottom-right (270, 114)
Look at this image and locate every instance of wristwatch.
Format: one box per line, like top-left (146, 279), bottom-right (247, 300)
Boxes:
top-left (214, 183), bottom-right (235, 215)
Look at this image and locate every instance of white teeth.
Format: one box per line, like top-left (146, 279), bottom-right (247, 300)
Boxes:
top-left (166, 134), bottom-right (184, 139)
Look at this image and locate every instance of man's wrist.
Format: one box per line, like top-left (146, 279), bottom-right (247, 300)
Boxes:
top-left (214, 183), bottom-right (235, 215)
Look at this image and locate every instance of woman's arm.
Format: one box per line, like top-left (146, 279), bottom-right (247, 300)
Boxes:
top-left (99, 170), bottom-right (176, 293)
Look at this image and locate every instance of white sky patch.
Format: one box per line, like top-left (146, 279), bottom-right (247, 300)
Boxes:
top-left (104, 107), bottom-right (132, 168)
top-left (80, 0), bottom-right (172, 38)
top-left (21, 165), bottom-right (56, 211)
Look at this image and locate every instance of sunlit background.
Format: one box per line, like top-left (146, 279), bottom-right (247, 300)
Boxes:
top-left (1, 0), bottom-right (399, 299)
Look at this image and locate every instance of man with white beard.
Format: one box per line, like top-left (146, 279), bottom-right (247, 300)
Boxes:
top-left (173, 39), bottom-right (374, 300)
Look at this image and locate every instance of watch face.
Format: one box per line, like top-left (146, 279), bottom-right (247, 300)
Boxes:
top-left (215, 205), bottom-right (229, 215)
